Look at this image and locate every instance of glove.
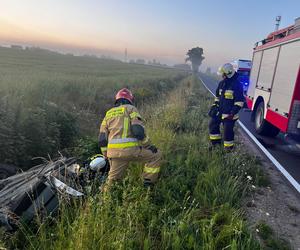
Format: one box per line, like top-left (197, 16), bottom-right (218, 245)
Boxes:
top-left (208, 104), bottom-right (220, 118)
top-left (146, 145), bottom-right (158, 154)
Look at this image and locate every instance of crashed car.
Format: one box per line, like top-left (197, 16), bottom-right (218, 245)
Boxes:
top-left (0, 155), bottom-right (109, 231)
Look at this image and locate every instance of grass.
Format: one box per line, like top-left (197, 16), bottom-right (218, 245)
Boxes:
top-left (256, 221), bottom-right (291, 250)
top-left (0, 48), bottom-right (277, 249)
top-left (3, 75), bottom-right (270, 250)
top-left (0, 47), bottom-right (186, 168)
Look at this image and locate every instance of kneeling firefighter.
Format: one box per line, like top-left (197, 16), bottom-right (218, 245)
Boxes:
top-left (208, 63), bottom-right (244, 151)
top-left (99, 88), bottom-right (161, 190)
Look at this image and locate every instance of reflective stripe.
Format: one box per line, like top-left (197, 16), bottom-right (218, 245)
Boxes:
top-left (222, 114), bottom-right (239, 120)
top-left (144, 166), bottom-right (160, 174)
top-left (234, 101), bottom-right (244, 107)
top-left (219, 89), bottom-right (222, 95)
top-left (109, 138), bottom-right (138, 144)
top-left (214, 97), bottom-right (220, 102)
top-left (224, 90), bottom-right (234, 99)
top-left (108, 141), bottom-right (139, 149)
top-left (100, 147), bottom-right (107, 152)
top-left (209, 134), bottom-right (221, 140)
top-left (122, 117), bottom-right (129, 138)
top-left (108, 138), bottom-right (139, 149)
top-left (101, 119), bottom-right (107, 127)
top-left (224, 141), bottom-right (234, 147)
top-left (105, 107), bottom-right (125, 120)
top-left (130, 112), bottom-right (142, 119)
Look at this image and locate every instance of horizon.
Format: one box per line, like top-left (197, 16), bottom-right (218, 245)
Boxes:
top-left (1, 0), bottom-right (300, 70)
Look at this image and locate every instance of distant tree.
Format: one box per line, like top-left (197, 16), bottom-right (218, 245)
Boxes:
top-left (11, 45), bottom-right (23, 50)
top-left (129, 59), bottom-right (135, 64)
top-left (185, 47), bottom-right (205, 73)
top-left (136, 59), bottom-right (145, 64)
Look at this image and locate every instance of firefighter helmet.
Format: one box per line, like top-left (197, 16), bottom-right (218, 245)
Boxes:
top-left (218, 63), bottom-right (235, 78)
top-left (89, 155), bottom-right (107, 171)
top-left (115, 88), bottom-right (134, 104)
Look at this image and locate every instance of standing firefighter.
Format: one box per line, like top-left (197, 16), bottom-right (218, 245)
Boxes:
top-left (208, 63), bottom-right (244, 151)
top-left (99, 88), bottom-right (161, 190)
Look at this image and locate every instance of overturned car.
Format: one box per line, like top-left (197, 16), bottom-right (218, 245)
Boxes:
top-left (0, 155), bottom-right (109, 231)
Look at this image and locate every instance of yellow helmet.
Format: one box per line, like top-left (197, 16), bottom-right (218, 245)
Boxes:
top-left (217, 63), bottom-right (235, 78)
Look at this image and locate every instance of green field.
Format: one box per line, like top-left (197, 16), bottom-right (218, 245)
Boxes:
top-left (0, 47), bottom-right (186, 168)
top-left (0, 48), bottom-right (287, 250)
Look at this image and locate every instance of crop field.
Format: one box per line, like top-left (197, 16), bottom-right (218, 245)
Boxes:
top-left (0, 48), bottom-right (288, 249)
top-left (0, 47), bottom-right (186, 168)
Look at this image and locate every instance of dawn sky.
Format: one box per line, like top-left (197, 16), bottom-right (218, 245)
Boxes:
top-left (1, 0), bottom-right (299, 69)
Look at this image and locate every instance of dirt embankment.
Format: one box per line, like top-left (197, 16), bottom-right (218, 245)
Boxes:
top-left (239, 128), bottom-right (300, 249)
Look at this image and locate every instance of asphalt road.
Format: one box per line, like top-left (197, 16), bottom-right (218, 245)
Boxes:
top-left (199, 73), bottom-right (300, 190)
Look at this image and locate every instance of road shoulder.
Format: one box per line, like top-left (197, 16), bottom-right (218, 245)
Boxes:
top-left (238, 127), bottom-right (300, 249)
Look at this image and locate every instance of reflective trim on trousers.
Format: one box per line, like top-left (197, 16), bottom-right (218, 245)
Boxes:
top-left (209, 134), bottom-right (221, 140)
top-left (224, 141), bottom-right (234, 147)
top-left (144, 166), bottom-right (160, 174)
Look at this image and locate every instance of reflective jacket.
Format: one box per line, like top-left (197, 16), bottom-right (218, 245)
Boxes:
top-left (99, 104), bottom-right (150, 158)
top-left (214, 72), bottom-right (244, 120)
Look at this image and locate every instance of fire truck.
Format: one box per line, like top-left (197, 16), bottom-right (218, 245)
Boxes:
top-left (232, 59), bottom-right (252, 92)
top-left (246, 17), bottom-right (300, 138)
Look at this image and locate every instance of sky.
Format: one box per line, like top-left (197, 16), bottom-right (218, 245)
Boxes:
top-left (1, 0), bottom-right (300, 70)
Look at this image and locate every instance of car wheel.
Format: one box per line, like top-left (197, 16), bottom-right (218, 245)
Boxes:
top-left (255, 102), bottom-right (280, 137)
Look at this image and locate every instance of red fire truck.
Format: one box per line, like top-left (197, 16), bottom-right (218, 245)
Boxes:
top-left (246, 17), bottom-right (300, 139)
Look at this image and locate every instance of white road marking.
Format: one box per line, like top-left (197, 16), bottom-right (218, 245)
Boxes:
top-left (199, 76), bottom-right (300, 193)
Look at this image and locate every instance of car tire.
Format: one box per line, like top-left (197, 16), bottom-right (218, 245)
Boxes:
top-left (255, 102), bottom-right (280, 137)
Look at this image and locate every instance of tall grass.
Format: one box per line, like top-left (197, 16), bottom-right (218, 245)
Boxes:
top-left (0, 47), bottom-right (186, 168)
top-left (6, 76), bottom-right (265, 249)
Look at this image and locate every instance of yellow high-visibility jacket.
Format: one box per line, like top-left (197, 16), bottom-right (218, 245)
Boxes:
top-left (99, 104), bottom-right (150, 158)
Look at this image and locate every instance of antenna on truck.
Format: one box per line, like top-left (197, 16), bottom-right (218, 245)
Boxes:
top-left (275, 16), bottom-right (281, 31)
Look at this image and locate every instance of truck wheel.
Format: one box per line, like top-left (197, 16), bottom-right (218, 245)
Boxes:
top-left (255, 102), bottom-right (280, 137)
top-left (0, 164), bottom-right (18, 180)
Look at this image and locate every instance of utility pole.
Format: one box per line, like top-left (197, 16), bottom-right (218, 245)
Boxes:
top-left (275, 16), bottom-right (281, 31)
top-left (124, 48), bottom-right (127, 63)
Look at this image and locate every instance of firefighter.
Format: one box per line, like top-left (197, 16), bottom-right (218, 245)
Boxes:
top-left (208, 63), bottom-right (244, 151)
top-left (99, 88), bottom-right (161, 190)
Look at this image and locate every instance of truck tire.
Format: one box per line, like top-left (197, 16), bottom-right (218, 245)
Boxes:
top-left (255, 102), bottom-right (280, 137)
top-left (0, 164), bottom-right (18, 180)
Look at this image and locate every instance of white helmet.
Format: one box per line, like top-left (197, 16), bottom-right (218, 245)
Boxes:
top-left (217, 63), bottom-right (235, 78)
top-left (89, 156), bottom-right (107, 171)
